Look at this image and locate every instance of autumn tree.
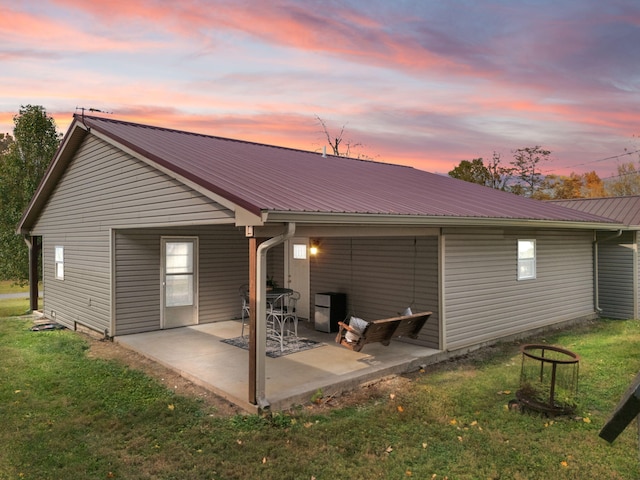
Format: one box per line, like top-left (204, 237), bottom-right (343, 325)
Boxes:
top-left (510, 146), bottom-right (551, 197)
top-left (605, 162), bottom-right (640, 196)
top-left (582, 171), bottom-right (605, 198)
top-left (532, 170), bottom-right (606, 200)
top-left (534, 173), bottom-right (583, 200)
top-left (0, 105), bottom-right (61, 281)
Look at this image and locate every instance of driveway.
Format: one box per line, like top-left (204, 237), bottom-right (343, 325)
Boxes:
top-left (0, 292), bottom-right (34, 300)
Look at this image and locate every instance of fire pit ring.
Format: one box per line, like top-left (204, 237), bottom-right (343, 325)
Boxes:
top-left (516, 344), bottom-right (580, 415)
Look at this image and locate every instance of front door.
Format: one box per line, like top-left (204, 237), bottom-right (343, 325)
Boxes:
top-left (161, 237), bottom-right (198, 329)
top-left (284, 237), bottom-right (310, 319)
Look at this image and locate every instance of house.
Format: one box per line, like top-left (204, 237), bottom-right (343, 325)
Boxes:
top-left (18, 114), bottom-right (623, 407)
top-left (551, 196), bottom-right (640, 319)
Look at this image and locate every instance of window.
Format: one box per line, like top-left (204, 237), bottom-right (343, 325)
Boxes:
top-left (517, 239), bottom-right (536, 280)
top-left (293, 244), bottom-right (307, 260)
top-left (164, 241), bottom-right (194, 307)
top-left (55, 246), bottom-right (64, 280)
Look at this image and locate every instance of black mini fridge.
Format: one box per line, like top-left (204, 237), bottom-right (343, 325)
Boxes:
top-left (314, 292), bottom-right (347, 333)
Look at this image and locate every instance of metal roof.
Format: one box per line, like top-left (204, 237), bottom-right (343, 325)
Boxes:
top-left (550, 196), bottom-right (640, 227)
top-left (19, 114), bottom-right (620, 231)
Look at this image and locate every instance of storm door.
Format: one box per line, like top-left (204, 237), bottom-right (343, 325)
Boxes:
top-left (161, 237), bottom-right (198, 328)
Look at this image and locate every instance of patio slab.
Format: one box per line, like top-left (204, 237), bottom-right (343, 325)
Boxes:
top-left (115, 319), bottom-right (441, 413)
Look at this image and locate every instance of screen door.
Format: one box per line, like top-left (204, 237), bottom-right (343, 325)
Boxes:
top-left (161, 237), bottom-right (198, 328)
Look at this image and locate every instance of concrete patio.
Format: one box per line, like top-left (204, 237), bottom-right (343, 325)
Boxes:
top-left (115, 319), bottom-right (441, 413)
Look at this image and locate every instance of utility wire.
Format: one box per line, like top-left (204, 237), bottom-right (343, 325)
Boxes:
top-left (563, 148), bottom-right (640, 169)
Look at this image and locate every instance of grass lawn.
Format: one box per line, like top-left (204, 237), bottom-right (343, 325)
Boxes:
top-left (0, 280), bottom-right (29, 295)
top-left (1, 311), bottom-right (639, 479)
top-left (0, 282), bottom-right (43, 316)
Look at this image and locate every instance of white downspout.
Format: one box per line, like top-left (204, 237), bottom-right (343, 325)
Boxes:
top-left (255, 222), bottom-right (296, 409)
top-left (594, 229), bottom-right (623, 314)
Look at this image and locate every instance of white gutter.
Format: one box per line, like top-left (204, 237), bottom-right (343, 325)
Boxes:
top-left (264, 211), bottom-right (625, 231)
top-left (255, 222), bottom-right (296, 409)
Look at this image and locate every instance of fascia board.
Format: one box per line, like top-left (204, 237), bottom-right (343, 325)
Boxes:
top-left (263, 211), bottom-right (627, 231)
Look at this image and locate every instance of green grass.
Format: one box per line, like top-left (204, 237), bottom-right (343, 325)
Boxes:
top-left (1, 312), bottom-right (639, 479)
top-left (0, 298), bottom-right (32, 317)
top-left (0, 281), bottom-right (42, 316)
top-left (0, 280), bottom-right (29, 295)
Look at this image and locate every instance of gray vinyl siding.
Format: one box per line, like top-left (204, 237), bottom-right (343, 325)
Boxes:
top-left (310, 236), bottom-right (439, 348)
top-left (267, 244), bottom-right (285, 288)
top-left (597, 231), bottom-right (637, 319)
top-left (114, 225), bottom-right (248, 335)
top-left (31, 135), bottom-right (236, 334)
top-left (443, 228), bottom-right (596, 350)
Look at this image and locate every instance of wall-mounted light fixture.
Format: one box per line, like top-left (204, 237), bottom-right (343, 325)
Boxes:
top-left (309, 240), bottom-right (320, 256)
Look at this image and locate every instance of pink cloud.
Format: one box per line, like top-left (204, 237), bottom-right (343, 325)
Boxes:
top-left (48, 0), bottom-right (477, 76)
top-left (0, 4), bottom-right (169, 53)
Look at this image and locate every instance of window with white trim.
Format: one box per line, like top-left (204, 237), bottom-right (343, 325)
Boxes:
top-left (293, 244), bottom-right (307, 259)
top-left (55, 246), bottom-right (64, 280)
top-left (517, 239), bottom-right (536, 280)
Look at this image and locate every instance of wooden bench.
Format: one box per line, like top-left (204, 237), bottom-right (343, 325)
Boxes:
top-left (335, 311), bottom-right (432, 352)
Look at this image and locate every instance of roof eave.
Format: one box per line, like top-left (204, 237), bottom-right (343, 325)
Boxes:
top-left (263, 211), bottom-right (626, 230)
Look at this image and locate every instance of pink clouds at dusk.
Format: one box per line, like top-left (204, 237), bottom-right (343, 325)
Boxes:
top-left (1, 0), bottom-right (639, 177)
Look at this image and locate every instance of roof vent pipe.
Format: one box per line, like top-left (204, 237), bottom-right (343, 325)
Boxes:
top-left (322, 146), bottom-right (326, 158)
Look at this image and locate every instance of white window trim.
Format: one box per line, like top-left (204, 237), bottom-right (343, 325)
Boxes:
top-left (517, 239), bottom-right (536, 281)
top-left (293, 243), bottom-right (307, 260)
top-left (55, 246), bottom-right (64, 280)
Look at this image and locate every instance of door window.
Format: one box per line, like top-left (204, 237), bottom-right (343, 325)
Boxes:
top-left (165, 241), bottom-right (194, 306)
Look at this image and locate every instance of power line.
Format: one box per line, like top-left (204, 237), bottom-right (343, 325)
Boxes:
top-left (563, 148), bottom-right (640, 169)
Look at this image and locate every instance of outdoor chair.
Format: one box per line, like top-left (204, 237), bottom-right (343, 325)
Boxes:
top-left (239, 284), bottom-right (250, 337)
top-left (266, 290), bottom-right (300, 351)
top-left (335, 311), bottom-right (432, 352)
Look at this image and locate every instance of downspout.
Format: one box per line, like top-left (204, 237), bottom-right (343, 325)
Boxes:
top-left (255, 222), bottom-right (295, 409)
top-left (593, 229), bottom-right (623, 314)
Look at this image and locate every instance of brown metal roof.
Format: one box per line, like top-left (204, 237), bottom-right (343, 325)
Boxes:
top-left (550, 196), bottom-right (640, 227)
top-left (52, 114), bottom-right (617, 225)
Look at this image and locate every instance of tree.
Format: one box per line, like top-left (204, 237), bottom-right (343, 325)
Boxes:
top-left (605, 162), bottom-right (640, 196)
top-left (486, 152), bottom-right (513, 190)
top-left (315, 115), bottom-right (371, 159)
top-left (0, 105), bottom-right (61, 281)
top-left (448, 158), bottom-right (491, 185)
top-left (582, 171), bottom-right (605, 198)
top-left (510, 146), bottom-right (551, 197)
top-left (449, 152), bottom-right (513, 190)
top-left (0, 133), bottom-right (13, 156)
top-left (534, 173), bottom-right (583, 200)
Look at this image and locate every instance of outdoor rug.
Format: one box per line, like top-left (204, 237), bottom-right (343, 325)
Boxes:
top-left (221, 335), bottom-right (324, 358)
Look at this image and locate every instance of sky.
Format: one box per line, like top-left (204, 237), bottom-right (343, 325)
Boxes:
top-left (1, 0), bottom-right (639, 178)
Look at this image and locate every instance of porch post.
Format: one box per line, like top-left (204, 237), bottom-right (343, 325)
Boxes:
top-left (248, 237), bottom-right (259, 404)
top-left (23, 235), bottom-right (40, 313)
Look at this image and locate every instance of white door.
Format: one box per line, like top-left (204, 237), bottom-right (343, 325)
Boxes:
top-left (161, 237), bottom-right (198, 329)
top-left (285, 237), bottom-right (310, 319)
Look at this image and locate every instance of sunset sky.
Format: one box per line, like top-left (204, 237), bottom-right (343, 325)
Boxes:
top-left (1, 0), bottom-right (639, 178)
